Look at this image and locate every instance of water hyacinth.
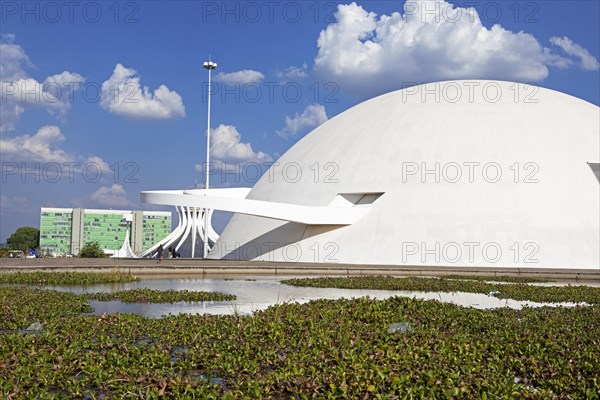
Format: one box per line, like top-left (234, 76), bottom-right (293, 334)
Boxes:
top-left (85, 288), bottom-right (236, 303)
top-left (441, 274), bottom-right (548, 283)
top-left (0, 287), bottom-right (93, 333)
top-left (0, 271), bottom-right (139, 285)
top-left (0, 286), bottom-right (599, 398)
top-left (282, 276), bottom-right (600, 304)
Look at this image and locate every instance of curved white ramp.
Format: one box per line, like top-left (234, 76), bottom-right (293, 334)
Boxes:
top-left (140, 188), bottom-right (374, 226)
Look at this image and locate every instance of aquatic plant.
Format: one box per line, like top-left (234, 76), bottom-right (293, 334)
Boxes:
top-left (441, 274), bottom-right (548, 283)
top-left (86, 288), bottom-right (236, 303)
top-left (1, 286), bottom-right (598, 398)
top-left (0, 271), bottom-right (139, 285)
top-left (0, 287), bottom-right (92, 333)
top-left (281, 276), bottom-right (600, 304)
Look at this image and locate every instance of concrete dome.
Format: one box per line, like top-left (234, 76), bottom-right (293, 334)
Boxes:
top-left (211, 80), bottom-right (599, 268)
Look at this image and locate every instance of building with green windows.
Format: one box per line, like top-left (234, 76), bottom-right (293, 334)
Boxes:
top-left (39, 208), bottom-right (171, 256)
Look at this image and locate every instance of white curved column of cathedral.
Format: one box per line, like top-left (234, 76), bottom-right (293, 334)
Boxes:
top-left (139, 206), bottom-right (184, 258)
top-left (139, 205), bottom-right (217, 258)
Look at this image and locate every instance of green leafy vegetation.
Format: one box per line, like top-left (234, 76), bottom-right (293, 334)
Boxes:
top-left (79, 241), bottom-right (108, 258)
top-left (282, 276), bottom-right (600, 304)
top-left (0, 271), bottom-right (139, 285)
top-left (441, 274), bottom-right (548, 283)
top-left (0, 287), bottom-right (598, 398)
top-left (86, 288), bottom-right (236, 303)
top-left (0, 287), bottom-right (92, 333)
top-left (5, 226), bottom-right (39, 252)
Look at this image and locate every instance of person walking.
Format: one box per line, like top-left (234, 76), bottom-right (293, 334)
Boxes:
top-left (157, 244), bottom-right (164, 263)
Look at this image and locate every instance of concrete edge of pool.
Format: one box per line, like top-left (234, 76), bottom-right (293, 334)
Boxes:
top-left (1, 258), bottom-right (599, 282)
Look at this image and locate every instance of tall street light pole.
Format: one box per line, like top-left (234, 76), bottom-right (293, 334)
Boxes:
top-left (203, 59), bottom-right (217, 258)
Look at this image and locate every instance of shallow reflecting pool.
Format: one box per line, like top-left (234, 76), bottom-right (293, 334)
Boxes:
top-left (21, 275), bottom-right (591, 318)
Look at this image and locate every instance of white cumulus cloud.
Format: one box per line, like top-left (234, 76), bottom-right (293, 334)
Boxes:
top-left (276, 104), bottom-right (328, 138)
top-left (84, 155), bottom-right (111, 173)
top-left (277, 64), bottom-right (308, 81)
top-left (0, 125), bottom-right (111, 171)
top-left (214, 69), bottom-right (265, 85)
top-left (0, 35), bottom-right (31, 81)
top-left (89, 184), bottom-right (134, 207)
top-left (195, 123), bottom-right (272, 183)
top-left (100, 64), bottom-right (185, 119)
top-left (43, 71), bottom-right (85, 88)
top-left (314, 1), bottom-right (598, 98)
top-left (550, 36), bottom-right (600, 71)
top-left (210, 124), bottom-right (272, 163)
top-left (0, 35), bottom-right (84, 132)
top-left (0, 125), bottom-right (72, 163)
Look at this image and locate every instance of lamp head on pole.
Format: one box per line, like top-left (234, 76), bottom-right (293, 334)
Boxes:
top-left (203, 61), bottom-right (217, 70)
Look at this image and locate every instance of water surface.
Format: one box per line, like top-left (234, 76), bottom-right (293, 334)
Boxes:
top-left (23, 275), bottom-right (590, 318)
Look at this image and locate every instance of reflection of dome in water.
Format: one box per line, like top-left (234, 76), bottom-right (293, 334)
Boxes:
top-left (211, 80), bottom-right (599, 268)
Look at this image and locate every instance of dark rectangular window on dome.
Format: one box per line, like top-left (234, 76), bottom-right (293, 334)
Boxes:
top-left (334, 192), bottom-right (384, 206)
top-left (588, 163), bottom-right (600, 183)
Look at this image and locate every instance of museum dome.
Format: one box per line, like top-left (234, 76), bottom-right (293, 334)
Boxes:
top-left (211, 80), bottom-right (599, 268)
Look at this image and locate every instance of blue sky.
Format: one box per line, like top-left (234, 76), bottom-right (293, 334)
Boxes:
top-left (1, 0), bottom-right (599, 242)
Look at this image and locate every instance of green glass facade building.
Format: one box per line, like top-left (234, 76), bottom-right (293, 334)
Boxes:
top-left (40, 208), bottom-right (171, 256)
top-left (39, 209), bottom-right (73, 255)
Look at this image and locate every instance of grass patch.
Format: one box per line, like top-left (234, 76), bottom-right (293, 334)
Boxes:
top-left (0, 287), bottom-right (598, 398)
top-left (0, 271), bottom-right (139, 285)
top-left (281, 276), bottom-right (600, 304)
top-left (85, 288), bottom-right (236, 303)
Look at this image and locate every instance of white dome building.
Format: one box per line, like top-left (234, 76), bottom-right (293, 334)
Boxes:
top-left (142, 80), bottom-right (599, 268)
